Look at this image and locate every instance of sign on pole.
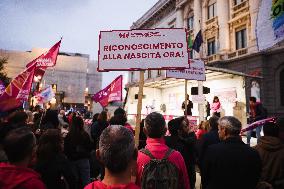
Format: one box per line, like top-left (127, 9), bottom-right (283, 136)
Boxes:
top-left (166, 59), bottom-right (205, 81)
top-left (98, 28), bottom-right (189, 71)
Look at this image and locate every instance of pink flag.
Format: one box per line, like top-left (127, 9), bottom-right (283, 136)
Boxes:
top-left (0, 40), bottom-right (61, 112)
top-left (93, 75), bottom-right (123, 107)
top-left (26, 40), bottom-right (61, 68)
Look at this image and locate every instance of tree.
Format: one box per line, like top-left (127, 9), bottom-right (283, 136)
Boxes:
top-left (0, 57), bottom-right (10, 86)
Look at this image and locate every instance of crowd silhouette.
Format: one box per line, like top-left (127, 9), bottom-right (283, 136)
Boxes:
top-left (0, 105), bottom-right (284, 189)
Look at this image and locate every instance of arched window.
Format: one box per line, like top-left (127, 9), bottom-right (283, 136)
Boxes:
top-left (280, 69), bottom-right (284, 106)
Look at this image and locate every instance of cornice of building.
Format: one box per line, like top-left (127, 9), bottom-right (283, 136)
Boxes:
top-left (206, 45), bottom-right (284, 66)
top-left (131, 0), bottom-right (175, 29)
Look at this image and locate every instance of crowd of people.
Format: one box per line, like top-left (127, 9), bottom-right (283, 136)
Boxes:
top-left (0, 102), bottom-right (284, 189)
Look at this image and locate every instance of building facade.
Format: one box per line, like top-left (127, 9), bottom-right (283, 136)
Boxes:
top-left (0, 48), bottom-right (102, 112)
top-left (127, 0), bottom-right (284, 118)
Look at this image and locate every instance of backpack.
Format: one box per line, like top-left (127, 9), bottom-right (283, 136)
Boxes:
top-left (140, 148), bottom-right (179, 189)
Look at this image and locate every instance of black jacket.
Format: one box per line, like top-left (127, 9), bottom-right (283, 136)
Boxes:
top-left (198, 129), bottom-right (220, 166)
top-left (165, 132), bottom-right (197, 169)
top-left (64, 131), bottom-right (93, 161)
top-left (90, 120), bottom-right (109, 147)
top-left (202, 137), bottom-right (261, 189)
top-left (35, 154), bottom-right (77, 189)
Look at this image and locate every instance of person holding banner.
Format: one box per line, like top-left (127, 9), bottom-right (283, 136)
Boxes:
top-left (210, 96), bottom-right (221, 118)
top-left (182, 94), bottom-right (193, 116)
top-left (247, 97), bottom-right (267, 146)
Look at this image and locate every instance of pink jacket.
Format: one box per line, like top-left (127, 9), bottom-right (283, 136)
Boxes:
top-left (211, 102), bottom-right (221, 113)
top-left (136, 138), bottom-right (190, 189)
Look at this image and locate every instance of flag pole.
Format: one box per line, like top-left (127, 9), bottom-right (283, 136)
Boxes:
top-left (134, 71), bottom-right (144, 147)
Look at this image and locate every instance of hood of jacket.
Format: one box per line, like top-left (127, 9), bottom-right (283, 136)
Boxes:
top-left (0, 162), bottom-right (42, 189)
top-left (257, 136), bottom-right (283, 152)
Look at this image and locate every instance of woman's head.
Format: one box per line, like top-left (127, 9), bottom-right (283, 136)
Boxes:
top-left (213, 96), bottom-right (219, 103)
top-left (70, 116), bottom-right (84, 132)
top-left (98, 111), bottom-right (108, 122)
top-left (92, 113), bottom-right (100, 123)
top-left (37, 129), bottom-right (63, 161)
top-left (42, 110), bottom-right (59, 128)
top-left (168, 116), bottom-right (189, 136)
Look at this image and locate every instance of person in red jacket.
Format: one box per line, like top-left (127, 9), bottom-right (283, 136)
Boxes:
top-left (0, 127), bottom-right (46, 189)
top-left (136, 112), bottom-right (190, 189)
top-left (84, 125), bottom-right (139, 189)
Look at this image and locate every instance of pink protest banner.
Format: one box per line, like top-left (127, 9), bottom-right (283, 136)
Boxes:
top-left (0, 40), bottom-right (61, 112)
top-left (93, 75), bottom-right (123, 107)
top-left (98, 28), bottom-right (189, 71)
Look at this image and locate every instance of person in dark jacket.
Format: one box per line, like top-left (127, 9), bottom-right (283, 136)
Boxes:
top-left (35, 129), bottom-right (76, 189)
top-left (182, 94), bottom-right (193, 116)
top-left (247, 96), bottom-right (267, 146)
top-left (254, 121), bottom-right (284, 189)
top-left (138, 119), bottom-right (147, 150)
top-left (198, 116), bottom-right (220, 171)
top-left (165, 116), bottom-right (197, 189)
top-left (109, 107), bottom-right (134, 133)
top-left (41, 110), bottom-right (59, 130)
top-left (90, 111), bottom-right (109, 148)
top-left (64, 116), bottom-right (93, 188)
top-left (202, 116), bottom-right (261, 189)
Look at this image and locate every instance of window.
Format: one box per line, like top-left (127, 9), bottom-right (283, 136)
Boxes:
top-left (208, 3), bottom-right (216, 19)
top-left (280, 69), bottom-right (284, 106)
top-left (157, 70), bottom-right (162, 77)
top-left (130, 71), bottom-right (134, 82)
top-left (207, 38), bottom-right (216, 56)
top-left (188, 16), bottom-right (194, 31)
top-left (235, 28), bottom-right (247, 50)
top-left (234, 0), bottom-right (244, 5)
top-left (147, 70), bottom-right (152, 79)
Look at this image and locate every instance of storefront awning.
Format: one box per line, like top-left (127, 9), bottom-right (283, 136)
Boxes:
top-left (127, 66), bottom-right (262, 89)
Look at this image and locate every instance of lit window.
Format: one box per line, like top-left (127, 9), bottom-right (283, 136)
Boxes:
top-left (235, 28), bottom-right (247, 50)
top-left (188, 16), bottom-right (194, 31)
top-left (207, 38), bottom-right (216, 56)
top-left (208, 3), bottom-right (216, 19)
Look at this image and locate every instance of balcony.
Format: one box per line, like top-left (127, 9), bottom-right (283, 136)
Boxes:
top-left (206, 16), bottom-right (217, 25)
top-left (207, 54), bottom-right (221, 63)
top-left (232, 0), bottom-right (249, 18)
top-left (228, 48), bottom-right (248, 59)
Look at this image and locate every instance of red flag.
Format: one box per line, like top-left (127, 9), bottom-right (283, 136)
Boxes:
top-left (93, 75), bottom-right (123, 107)
top-left (0, 40), bottom-right (61, 112)
top-left (26, 40), bottom-right (61, 68)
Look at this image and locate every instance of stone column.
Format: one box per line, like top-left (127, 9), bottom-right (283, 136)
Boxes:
top-left (193, 0), bottom-right (202, 34)
top-left (217, 0), bottom-right (230, 54)
top-left (193, 0), bottom-right (202, 58)
top-left (176, 7), bottom-right (184, 28)
top-left (249, 0), bottom-right (259, 53)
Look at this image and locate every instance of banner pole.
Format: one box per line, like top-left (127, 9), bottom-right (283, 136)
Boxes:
top-left (135, 71), bottom-right (144, 147)
top-left (184, 79), bottom-right (188, 116)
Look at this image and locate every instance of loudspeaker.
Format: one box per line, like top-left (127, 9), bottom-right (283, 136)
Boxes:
top-left (191, 87), bottom-right (210, 95)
